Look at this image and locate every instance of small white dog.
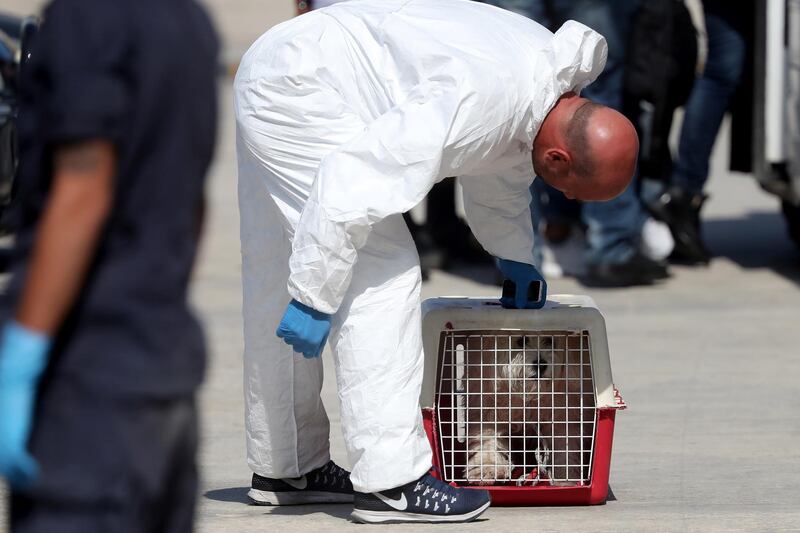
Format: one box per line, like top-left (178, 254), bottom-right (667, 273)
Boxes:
top-left (463, 333), bottom-right (595, 486)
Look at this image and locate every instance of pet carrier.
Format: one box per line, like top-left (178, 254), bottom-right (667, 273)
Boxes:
top-left (420, 295), bottom-right (625, 506)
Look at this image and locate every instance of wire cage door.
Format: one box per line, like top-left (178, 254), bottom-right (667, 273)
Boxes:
top-left (435, 329), bottom-right (597, 487)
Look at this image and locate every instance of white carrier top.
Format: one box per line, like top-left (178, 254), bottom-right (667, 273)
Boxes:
top-left (420, 295), bottom-right (620, 409)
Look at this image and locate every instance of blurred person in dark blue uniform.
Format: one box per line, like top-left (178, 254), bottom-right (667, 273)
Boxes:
top-left (0, 0), bottom-right (218, 531)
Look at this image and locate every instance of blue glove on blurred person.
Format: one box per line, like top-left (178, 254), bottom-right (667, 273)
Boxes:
top-left (0, 321), bottom-right (51, 489)
top-left (276, 299), bottom-right (331, 359)
top-left (497, 258), bottom-right (548, 309)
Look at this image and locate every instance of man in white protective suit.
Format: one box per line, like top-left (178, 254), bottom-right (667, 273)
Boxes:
top-left (234, 0), bottom-right (638, 524)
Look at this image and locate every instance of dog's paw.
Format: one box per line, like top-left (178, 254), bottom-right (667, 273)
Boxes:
top-left (465, 451), bottom-right (512, 485)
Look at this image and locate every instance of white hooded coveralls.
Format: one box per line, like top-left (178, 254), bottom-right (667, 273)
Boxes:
top-left (234, 0), bottom-right (606, 493)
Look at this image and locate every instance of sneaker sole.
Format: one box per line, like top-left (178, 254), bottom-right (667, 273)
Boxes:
top-left (248, 488), bottom-right (354, 506)
top-left (350, 501), bottom-right (490, 524)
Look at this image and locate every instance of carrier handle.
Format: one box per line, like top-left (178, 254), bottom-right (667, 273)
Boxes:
top-left (501, 279), bottom-right (545, 308)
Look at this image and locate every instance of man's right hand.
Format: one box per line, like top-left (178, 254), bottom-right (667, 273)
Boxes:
top-left (0, 322), bottom-right (51, 489)
top-left (276, 299), bottom-right (332, 359)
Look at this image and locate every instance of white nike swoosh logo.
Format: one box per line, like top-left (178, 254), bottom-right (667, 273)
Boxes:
top-left (376, 492), bottom-right (408, 511)
top-left (284, 476), bottom-right (307, 490)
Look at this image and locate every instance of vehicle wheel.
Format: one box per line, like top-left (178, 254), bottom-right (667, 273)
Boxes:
top-left (782, 200), bottom-right (800, 250)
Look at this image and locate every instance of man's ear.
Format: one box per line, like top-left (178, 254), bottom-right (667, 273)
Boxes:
top-left (546, 148), bottom-right (571, 173)
top-left (546, 148), bottom-right (569, 163)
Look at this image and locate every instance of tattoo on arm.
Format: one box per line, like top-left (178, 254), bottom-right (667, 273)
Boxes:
top-left (54, 141), bottom-right (115, 175)
top-left (14, 139), bottom-right (116, 334)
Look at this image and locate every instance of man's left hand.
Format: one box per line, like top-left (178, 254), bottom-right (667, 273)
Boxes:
top-left (497, 258), bottom-right (548, 309)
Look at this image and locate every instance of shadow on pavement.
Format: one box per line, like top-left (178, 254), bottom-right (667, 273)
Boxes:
top-left (705, 211), bottom-right (800, 284)
top-left (262, 504), bottom-right (353, 520)
top-left (204, 487), bottom-right (251, 504)
top-left (203, 488), bottom-right (354, 519)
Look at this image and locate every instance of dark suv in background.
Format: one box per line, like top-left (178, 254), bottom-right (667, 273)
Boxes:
top-left (0, 13), bottom-right (37, 258)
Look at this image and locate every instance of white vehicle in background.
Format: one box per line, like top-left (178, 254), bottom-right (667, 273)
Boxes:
top-left (754, 0), bottom-right (800, 248)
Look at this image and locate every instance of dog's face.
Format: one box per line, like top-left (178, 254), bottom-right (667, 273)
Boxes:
top-left (464, 333), bottom-right (593, 425)
top-left (503, 335), bottom-right (558, 385)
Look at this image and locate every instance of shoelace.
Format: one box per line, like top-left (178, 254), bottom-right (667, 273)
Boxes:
top-left (413, 474), bottom-right (460, 503)
top-left (328, 462), bottom-right (348, 480)
top-left (314, 461), bottom-right (350, 488)
top-left (428, 466), bottom-right (453, 484)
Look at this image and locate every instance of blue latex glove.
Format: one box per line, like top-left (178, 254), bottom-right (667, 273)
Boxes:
top-left (497, 258), bottom-right (548, 309)
top-left (0, 321), bottom-right (51, 490)
top-left (276, 299), bottom-right (332, 359)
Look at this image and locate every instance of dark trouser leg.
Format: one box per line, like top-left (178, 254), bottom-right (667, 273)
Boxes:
top-left (553, 0), bottom-right (648, 265)
top-left (672, 13), bottom-right (747, 195)
top-left (662, 13), bottom-right (746, 264)
top-left (10, 378), bottom-right (198, 533)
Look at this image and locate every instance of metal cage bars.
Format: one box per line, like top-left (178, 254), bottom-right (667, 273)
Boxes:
top-left (435, 330), bottom-right (597, 486)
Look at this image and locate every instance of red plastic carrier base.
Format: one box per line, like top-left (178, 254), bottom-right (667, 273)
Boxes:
top-left (422, 407), bottom-right (617, 506)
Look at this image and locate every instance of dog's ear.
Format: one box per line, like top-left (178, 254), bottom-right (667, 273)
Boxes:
top-left (512, 336), bottom-right (526, 350)
top-left (538, 335), bottom-right (553, 350)
top-left (527, 357), bottom-right (550, 379)
top-left (513, 334), bottom-right (555, 352)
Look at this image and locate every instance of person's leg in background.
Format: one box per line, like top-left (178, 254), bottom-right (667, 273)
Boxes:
top-left (552, 0), bottom-right (669, 285)
top-left (530, 177), bottom-right (584, 276)
top-left (663, 9), bottom-right (747, 263)
top-left (427, 177), bottom-right (493, 267)
top-left (402, 212), bottom-right (442, 281)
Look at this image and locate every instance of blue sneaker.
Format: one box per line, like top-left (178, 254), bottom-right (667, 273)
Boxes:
top-left (248, 460), bottom-right (354, 505)
top-left (351, 472), bottom-right (491, 524)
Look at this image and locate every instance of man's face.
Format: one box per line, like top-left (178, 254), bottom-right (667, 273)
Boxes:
top-left (532, 154), bottom-right (596, 201)
top-left (534, 165), bottom-right (625, 202)
top-left (533, 153), bottom-right (627, 202)
top-left (535, 167), bottom-right (580, 200)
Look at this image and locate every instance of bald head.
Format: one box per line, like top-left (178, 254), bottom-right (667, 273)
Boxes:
top-left (533, 93), bottom-right (639, 202)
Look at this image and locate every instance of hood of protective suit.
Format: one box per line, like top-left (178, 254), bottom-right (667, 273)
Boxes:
top-left (235, 0), bottom-right (607, 314)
